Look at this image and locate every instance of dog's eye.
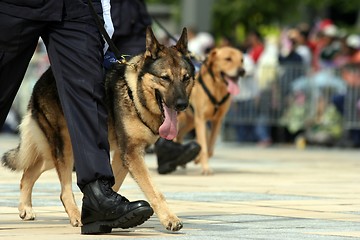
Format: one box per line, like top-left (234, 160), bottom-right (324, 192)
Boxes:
top-left (225, 57), bottom-right (232, 62)
top-left (183, 74), bottom-right (191, 82)
top-left (160, 75), bottom-right (171, 82)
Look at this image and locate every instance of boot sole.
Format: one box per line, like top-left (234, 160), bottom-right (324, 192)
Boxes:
top-left (81, 206), bottom-right (154, 234)
top-left (158, 144), bottom-right (201, 174)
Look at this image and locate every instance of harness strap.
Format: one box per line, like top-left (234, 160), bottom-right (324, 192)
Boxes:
top-left (198, 73), bottom-right (230, 115)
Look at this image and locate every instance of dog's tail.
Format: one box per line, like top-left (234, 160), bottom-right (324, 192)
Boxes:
top-left (1, 113), bottom-right (42, 171)
top-left (1, 145), bottom-right (22, 171)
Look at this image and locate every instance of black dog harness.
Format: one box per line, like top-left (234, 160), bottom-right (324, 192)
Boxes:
top-left (197, 66), bottom-right (230, 115)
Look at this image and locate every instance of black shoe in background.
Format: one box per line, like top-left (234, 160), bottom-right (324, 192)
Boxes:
top-left (155, 138), bottom-right (201, 174)
top-left (81, 179), bottom-right (153, 234)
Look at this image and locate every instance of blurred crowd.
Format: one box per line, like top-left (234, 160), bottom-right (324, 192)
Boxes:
top-left (2, 18), bottom-right (360, 149)
top-left (225, 19), bottom-right (360, 148)
top-left (176, 19), bottom-right (360, 148)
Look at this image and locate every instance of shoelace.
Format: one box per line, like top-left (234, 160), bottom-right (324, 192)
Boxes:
top-left (101, 179), bottom-right (129, 202)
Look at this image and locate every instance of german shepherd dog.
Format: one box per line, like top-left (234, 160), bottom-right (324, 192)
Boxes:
top-left (1, 27), bottom-right (195, 232)
top-left (177, 46), bottom-right (245, 175)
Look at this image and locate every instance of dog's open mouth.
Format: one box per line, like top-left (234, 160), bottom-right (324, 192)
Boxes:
top-left (156, 90), bottom-right (178, 140)
top-left (221, 72), bottom-right (240, 95)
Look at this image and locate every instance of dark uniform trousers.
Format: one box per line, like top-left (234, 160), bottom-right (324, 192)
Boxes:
top-left (110, 0), bottom-right (152, 56)
top-left (0, 1), bottom-right (114, 189)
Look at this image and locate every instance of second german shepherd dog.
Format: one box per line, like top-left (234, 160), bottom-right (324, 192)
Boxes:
top-left (1, 27), bottom-right (195, 231)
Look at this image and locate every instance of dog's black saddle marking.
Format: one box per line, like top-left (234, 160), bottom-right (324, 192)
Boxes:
top-left (126, 80), bottom-right (158, 136)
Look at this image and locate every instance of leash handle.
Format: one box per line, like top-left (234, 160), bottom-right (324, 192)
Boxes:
top-left (87, 0), bottom-right (122, 60)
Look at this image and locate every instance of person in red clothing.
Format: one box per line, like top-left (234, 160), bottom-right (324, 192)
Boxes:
top-left (246, 30), bottom-right (264, 64)
top-left (308, 19), bottom-right (339, 71)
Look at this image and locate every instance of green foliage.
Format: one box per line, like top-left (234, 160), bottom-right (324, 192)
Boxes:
top-left (211, 0), bottom-right (360, 45)
top-left (144, 0), bottom-right (360, 44)
top-left (145, 0), bottom-right (179, 4)
top-left (212, 0), bottom-right (298, 43)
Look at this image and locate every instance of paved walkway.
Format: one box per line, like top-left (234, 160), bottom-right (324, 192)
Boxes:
top-left (0, 133), bottom-right (359, 240)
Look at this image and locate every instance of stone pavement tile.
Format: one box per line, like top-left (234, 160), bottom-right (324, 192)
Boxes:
top-left (307, 232), bottom-right (360, 238)
top-left (1, 134), bottom-right (360, 240)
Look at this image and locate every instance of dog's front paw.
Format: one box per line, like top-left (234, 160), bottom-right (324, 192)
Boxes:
top-left (69, 214), bottom-right (82, 227)
top-left (165, 219), bottom-right (183, 231)
top-left (67, 207), bottom-right (82, 227)
top-left (201, 167), bottom-right (213, 175)
top-left (70, 218), bottom-right (82, 227)
top-left (159, 214), bottom-right (183, 231)
top-left (19, 206), bottom-right (35, 220)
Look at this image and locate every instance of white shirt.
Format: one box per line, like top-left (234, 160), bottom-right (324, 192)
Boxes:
top-left (101, 0), bottom-right (114, 53)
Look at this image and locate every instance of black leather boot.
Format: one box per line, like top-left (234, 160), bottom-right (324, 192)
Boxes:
top-left (81, 179), bottom-right (153, 234)
top-left (155, 138), bottom-right (201, 174)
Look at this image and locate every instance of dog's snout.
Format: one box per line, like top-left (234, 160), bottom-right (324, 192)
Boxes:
top-left (175, 98), bottom-right (188, 111)
top-left (238, 68), bottom-right (246, 77)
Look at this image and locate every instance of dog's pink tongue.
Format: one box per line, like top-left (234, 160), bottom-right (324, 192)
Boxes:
top-left (159, 104), bottom-right (178, 140)
top-left (226, 78), bottom-right (240, 95)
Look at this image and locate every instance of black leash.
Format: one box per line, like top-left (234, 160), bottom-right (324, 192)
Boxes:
top-left (152, 17), bottom-right (178, 43)
top-left (87, 0), bottom-right (122, 60)
top-left (152, 16), bottom-right (204, 63)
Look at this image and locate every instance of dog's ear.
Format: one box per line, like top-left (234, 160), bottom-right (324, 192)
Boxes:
top-left (175, 28), bottom-right (188, 56)
top-left (205, 48), bottom-right (217, 68)
top-left (207, 48), bottom-right (217, 60)
top-left (145, 26), bottom-right (162, 59)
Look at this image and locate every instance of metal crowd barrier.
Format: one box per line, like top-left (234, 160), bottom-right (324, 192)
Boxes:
top-left (222, 64), bottom-right (360, 141)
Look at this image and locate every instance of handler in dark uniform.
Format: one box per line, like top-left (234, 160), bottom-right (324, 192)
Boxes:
top-left (0, 0), bottom-right (152, 234)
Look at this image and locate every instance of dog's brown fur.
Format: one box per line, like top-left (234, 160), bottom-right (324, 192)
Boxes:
top-left (177, 46), bottom-right (245, 174)
top-left (1, 27), bottom-right (195, 231)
